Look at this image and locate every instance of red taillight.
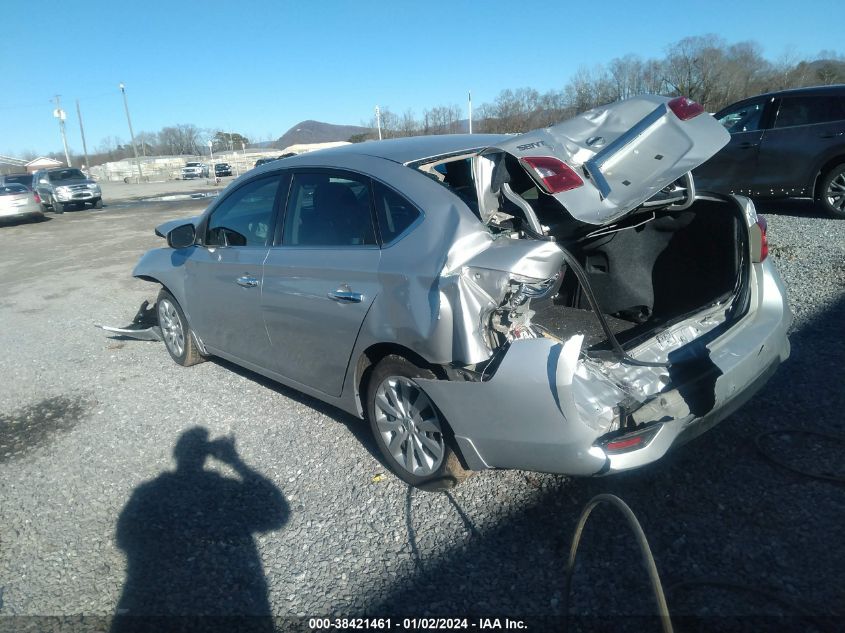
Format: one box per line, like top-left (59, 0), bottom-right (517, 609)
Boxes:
top-left (756, 215), bottom-right (768, 262)
top-left (520, 156), bottom-right (584, 194)
top-left (668, 96), bottom-right (705, 120)
top-left (605, 436), bottom-right (644, 452)
top-left (32, 191), bottom-right (41, 203)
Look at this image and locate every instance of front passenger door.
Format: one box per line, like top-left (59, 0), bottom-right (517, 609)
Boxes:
top-left (184, 173), bottom-right (286, 366)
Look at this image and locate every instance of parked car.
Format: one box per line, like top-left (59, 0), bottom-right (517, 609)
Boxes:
top-left (214, 163), bottom-right (232, 177)
top-left (0, 183), bottom-right (43, 223)
top-left (123, 95), bottom-right (791, 490)
top-left (253, 157), bottom-right (279, 168)
top-left (32, 167), bottom-right (102, 214)
top-left (181, 162), bottom-right (209, 179)
top-left (0, 173), bottom-right (34, 189)
top-left (694, 84), bottom-right (845, 218)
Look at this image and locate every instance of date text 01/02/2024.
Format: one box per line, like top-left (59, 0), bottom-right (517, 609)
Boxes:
top-left (308, 617), bottom-right (528, 630)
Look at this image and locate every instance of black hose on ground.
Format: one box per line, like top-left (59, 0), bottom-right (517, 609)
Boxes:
top-left (564, 493), bottom-right (673, 633)
top-left (564, 494), bottom-right (837, 633)
top-left (754, 429), bottom-right (845, 484)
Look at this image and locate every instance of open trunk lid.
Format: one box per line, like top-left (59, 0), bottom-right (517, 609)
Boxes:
top-left (483, 95), bottom-right (730, 226)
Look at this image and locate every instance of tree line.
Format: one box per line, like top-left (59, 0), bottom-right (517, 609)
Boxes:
top-left (355, 35), bottom-right (845, 139)
top-left (16, 34), bottom-right (845, 168)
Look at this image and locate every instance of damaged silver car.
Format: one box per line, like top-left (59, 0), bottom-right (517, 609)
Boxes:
top-left (112, 95), bottom-right (791, 490)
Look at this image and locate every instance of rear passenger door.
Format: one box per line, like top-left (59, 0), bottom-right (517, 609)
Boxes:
top-left (261, 170), bottom-right (381, 396)
top-left (756, 95), bottom-right (845, 195)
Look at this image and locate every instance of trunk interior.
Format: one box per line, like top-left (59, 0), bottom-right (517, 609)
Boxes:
top-left (533, 198), bottom-right (745, 350)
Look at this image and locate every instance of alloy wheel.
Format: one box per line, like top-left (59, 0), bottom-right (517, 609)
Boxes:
top-left (826, 171), bottom-right (845, 212)
top-left (374, 376), bottom-right (445, 476)
top-left (158, 299), bottom-right (185, 358)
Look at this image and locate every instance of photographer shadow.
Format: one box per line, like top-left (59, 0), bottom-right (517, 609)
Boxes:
top-left (111, 427), bottom-right (289, 632)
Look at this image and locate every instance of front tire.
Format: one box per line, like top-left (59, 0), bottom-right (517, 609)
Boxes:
top-left (366, 355), bottom-right (470, 491)
top-left (52, 199), bottom-right (64, 214)
top-left (93, 198), bottom-right (103, 209)
top-left (156, 289), bottom-right (205, 367)
top-left (819, 163), bottom-right (845, 219)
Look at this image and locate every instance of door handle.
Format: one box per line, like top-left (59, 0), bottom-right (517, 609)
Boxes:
top-left (738, 142), bottom-right (759, 149)
top-left (328, 289), bottom-right (363, 303)
top-left (819, 132), bottom-right (844, 139)
top-left (236, 275), bottom-right (259, 288)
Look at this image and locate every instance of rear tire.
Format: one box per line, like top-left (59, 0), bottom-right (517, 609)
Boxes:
top-left (52, 200), bottom-right (64, 214)
top-left (156, 289), bottom-right (206, 367)
top-left (366, 355), bottom-right (470, 491)
top-left (818, 163), bottom-right (845, 219)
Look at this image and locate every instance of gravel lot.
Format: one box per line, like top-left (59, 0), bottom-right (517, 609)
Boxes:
top-left (0, 198), bottom-right (842, 631)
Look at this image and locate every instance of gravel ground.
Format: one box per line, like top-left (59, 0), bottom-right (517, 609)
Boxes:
top-left (0, 198), bottom-right (842, 631)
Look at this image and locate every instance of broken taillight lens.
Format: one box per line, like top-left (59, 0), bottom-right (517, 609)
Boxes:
top-left (668, 96), bottom-right (705, 120)
top-left (520, 156), bottom-right (584, 194)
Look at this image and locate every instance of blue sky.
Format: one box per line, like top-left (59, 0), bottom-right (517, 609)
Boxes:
top-left (1, 0), bottom-right (842, 157)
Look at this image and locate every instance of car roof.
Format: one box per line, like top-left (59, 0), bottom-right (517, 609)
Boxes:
top-left (738, 84), bottom-right (845, 102)
top-left (275, 134), bottom-right (509, 167)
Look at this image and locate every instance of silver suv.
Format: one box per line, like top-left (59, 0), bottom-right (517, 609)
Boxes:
top-left (181, 162), bottom-right (209, 179)
top-left (32, 167), bottom-right (102, 214)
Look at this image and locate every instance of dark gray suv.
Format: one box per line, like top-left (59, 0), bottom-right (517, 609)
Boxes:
top-left (32, 167), bottom-right (102, 214)
top-left (694, 84), bottom-right (845, 218)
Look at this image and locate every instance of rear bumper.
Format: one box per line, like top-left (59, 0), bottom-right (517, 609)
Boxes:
top-left (416, 258), bottom-right (791, 476)
top-left (0, 208), bottom-right (43, 220)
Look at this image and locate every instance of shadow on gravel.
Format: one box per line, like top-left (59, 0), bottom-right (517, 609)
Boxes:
top-left (0, 395), bottom-right (93, 462)
top-left (111, 427), bottom-right (288, 633)
top-left (362, 296), bottom-right (845, 632)
top-left (0, 215), bottom-right (51, 227)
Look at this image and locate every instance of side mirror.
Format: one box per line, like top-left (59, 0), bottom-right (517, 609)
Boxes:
top-left (167, 223), bottom-right (196, 249)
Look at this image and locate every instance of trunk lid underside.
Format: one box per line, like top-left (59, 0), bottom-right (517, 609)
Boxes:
top-left (482, 95), bottom-right (730, 226)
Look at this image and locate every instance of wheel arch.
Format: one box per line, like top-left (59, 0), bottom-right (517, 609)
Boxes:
top-left (812, 155), bottom-right (845, 199)
top-left (353, 342), bottom-right (446, 419)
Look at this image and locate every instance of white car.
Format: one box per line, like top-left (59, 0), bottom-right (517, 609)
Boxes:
top-left (181, 162), bottom-right (209, 179)
top-left (0, 183), bottom-right (43, 223)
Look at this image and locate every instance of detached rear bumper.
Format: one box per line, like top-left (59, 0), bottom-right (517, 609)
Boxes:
top-left (416, 258), bottom-right (791, 476)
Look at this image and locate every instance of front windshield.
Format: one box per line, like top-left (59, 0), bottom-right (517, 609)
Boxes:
top-left (48, 169), bottom-right (86, 181)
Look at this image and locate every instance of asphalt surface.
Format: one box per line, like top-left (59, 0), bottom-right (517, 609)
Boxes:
top-left (0, 198), bottom-right (843, 631)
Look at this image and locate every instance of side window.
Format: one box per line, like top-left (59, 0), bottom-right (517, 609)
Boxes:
top-left (372, 180), bottom-right (421, 244)
top-left (205, 175), bottom-right (280, 247)
top-left (282, 172), bottom-right (376, 247)
top-left (717, 101), bottom-right (764, 133)
top-left (774, 96), bottom-right (845, 128)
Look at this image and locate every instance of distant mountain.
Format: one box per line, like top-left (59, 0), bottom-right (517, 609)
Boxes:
top-left (275, 120), bottom-right (372, 148)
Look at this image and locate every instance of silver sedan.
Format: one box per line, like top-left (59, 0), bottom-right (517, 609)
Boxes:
top-left (0, 183), bottom-right (43, 223)
top-left (124, 95), bottom-right (791, 490)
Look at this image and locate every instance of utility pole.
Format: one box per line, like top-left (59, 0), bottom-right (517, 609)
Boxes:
top-left (375, 105), bottom-right (382, 140)
top-left (118, 82), bottom-right (143, 182)
top-left (468, 91), bottom-right (473, 134)
top-left (52, 95), bottom-right (72, 167)
top-left (75, 100), bottom-right (91, 174)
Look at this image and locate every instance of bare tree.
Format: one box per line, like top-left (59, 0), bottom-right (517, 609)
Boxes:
top-left (398, 109), bottom-right (419, 137)
top-left (663, 35), bottom-right (727, 110)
